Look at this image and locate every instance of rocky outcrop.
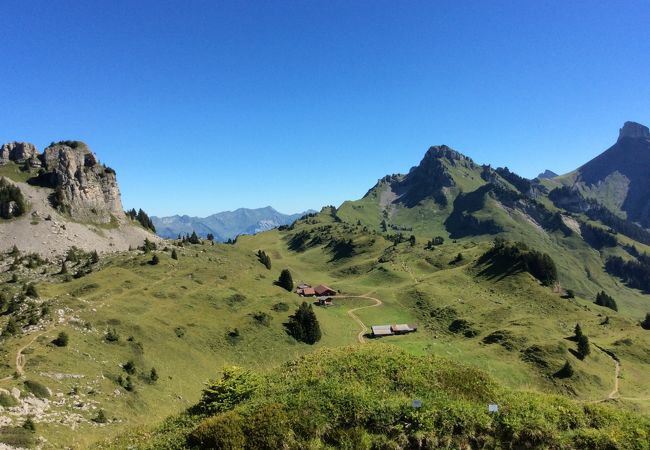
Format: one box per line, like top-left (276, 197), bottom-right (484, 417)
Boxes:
top-left (618, 121), bottom-right (650, 141)
top-left (31, 142), bottom-right (123, 223)
top-left (395, 145), bottom-right (473, 208)
top-left (0, 142), bottom-right (39, 165)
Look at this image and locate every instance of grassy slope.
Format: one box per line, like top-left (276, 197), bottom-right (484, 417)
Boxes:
top-left (1, 164), bottom-right (649, 447)
top-left (105, 345), bottom-right (650, 450)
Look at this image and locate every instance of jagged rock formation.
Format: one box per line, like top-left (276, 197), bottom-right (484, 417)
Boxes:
top-left (0, 140), bottom-right (158, 257)
top-left (0, 142), bottom-right (39, 165)
top-left (34, 142), bottom-right (123, 223)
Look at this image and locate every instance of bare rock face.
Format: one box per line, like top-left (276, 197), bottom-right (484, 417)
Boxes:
top-left (39, 142), bottom-right (124, 223)
top-left (618, 121), bottom-right (650, 140)
top-left (0, 142), bottom-right (39, 165)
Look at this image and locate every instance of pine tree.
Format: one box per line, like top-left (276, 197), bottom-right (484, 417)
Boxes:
top-left (641, 313), bottom-right (650, 330)
top-left (277, 269), bottom-right (293, 291)
top-left (574, 323), bottom-right (583, 339)
top-left (150, 367), bottom-right (159, 383)
top-left (577, 334), bottom-right (591, 360)
top-left (171, 249), bottom-right (178, 260)
top-left (286, 302), bottom-right (322, 344)
top-left (595, 291), bottom-right (618, 311)
top-left (207, 233), bottom-right (215, 241)
top-left (409, 235), bottom-right (416, 246)
top-left (555, 360), bottom-right (574, 378)
top-left (53, 331), bottom-right (69, 347)
top-left (4, 318), bottom-right (18, 335)
top-left (151, 254), bottom-right (160, 265)
top-left (257, 250), bottom-right (272, 270)
top-left (189, 231), bottom-right (200, 244)
top-left (91, 250), bottom-right (99, 264)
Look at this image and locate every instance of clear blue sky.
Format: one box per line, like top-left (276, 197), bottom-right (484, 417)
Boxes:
top-left (1, 1), bottom-right (649, 216)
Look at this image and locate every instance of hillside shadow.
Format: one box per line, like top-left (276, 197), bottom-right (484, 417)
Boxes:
top-left (475, 256), bottom-right (522, 282)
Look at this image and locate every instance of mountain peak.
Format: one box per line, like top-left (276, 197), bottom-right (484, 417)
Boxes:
top-left (424, 145), bottom-right (473, 163)
top-left (537, 169), bottom-right (558, 179)
top-left (618, 121), bottom-right (650, 141)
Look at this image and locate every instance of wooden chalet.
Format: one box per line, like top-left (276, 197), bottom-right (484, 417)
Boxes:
top-left (371, 324), bottom-right (418, 337)
top-left (314, 284), bottom-right (336, 296)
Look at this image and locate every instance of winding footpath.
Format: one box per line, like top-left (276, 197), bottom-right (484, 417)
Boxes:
top-left (607, 357), bottom-right (620, 400)
top-left (338, 295), bottom-right (383, 343)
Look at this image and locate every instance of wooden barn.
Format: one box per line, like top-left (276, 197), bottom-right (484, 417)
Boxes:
top-left (314, 284), bottom-right (336, 296)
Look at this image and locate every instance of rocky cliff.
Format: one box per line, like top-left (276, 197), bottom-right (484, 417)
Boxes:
top-left (0, 142), bottom-right (39, 165)
top-left (0, 140), bottom-right (158, 257)
top-left (25, 141), bottom-right (124, 223)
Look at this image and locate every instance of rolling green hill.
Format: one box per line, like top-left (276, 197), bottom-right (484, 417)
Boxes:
top-left (1, 125), bottom-right (650, 448)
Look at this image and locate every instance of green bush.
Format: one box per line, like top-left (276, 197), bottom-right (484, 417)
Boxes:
top-left (242, 403), bottom-right (292, 449)
top-left (128, 345), bottom-right (650, 449)
top-left (0, 392), bottom-right (18, 407)
top-left (123, 360), bottom-right (136, 374)
top-left (53, 331), bottom-right (69, 347)
top-left (24, 380), bottom-right (50, 399)
top-left (188, 411), bottom-right (246, 449)
top-left (105, 328), bottom-right (119, 342)
top-left (197, 366), bottom-right (259, 414)
top-left (0, 177), bottom-right (27, 219)
top-left (24, 283), bottom-right (38, 298)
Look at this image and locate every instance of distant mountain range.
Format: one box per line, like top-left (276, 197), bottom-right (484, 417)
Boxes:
top-left (152, 206), bottom-right (314, 240)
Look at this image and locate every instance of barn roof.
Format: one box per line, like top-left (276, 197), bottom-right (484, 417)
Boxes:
top-left (371, 325), bottom-right (393, 336)
top-left (314, 284), bottom-right (335, 295)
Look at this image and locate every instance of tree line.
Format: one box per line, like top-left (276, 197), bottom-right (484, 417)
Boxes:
top-left (126, 208), bottom-right (156, 232)
top-left (479, 238), bottom-right (558, 286)
top-left (605, 256), bottom-right (650, 293)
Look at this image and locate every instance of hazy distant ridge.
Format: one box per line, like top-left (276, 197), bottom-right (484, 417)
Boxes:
top-left (152, 206), bottom-right (313, 240)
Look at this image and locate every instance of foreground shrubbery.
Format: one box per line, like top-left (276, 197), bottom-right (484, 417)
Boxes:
top-left (111, 345), bottom-right (650, 449)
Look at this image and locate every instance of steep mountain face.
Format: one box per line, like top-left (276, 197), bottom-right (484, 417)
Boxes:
top-left (152, 206), bottom-right (311, 240)
top-left (569, 121), bottom-right (650, 227)
top-left (395, 145), bottom-right (474, 207)
top-left (0, 140), bottom-right (157, 257)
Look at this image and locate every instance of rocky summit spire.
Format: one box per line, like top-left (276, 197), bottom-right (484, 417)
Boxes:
top-left (618, 121), bottom-right (650, 140)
